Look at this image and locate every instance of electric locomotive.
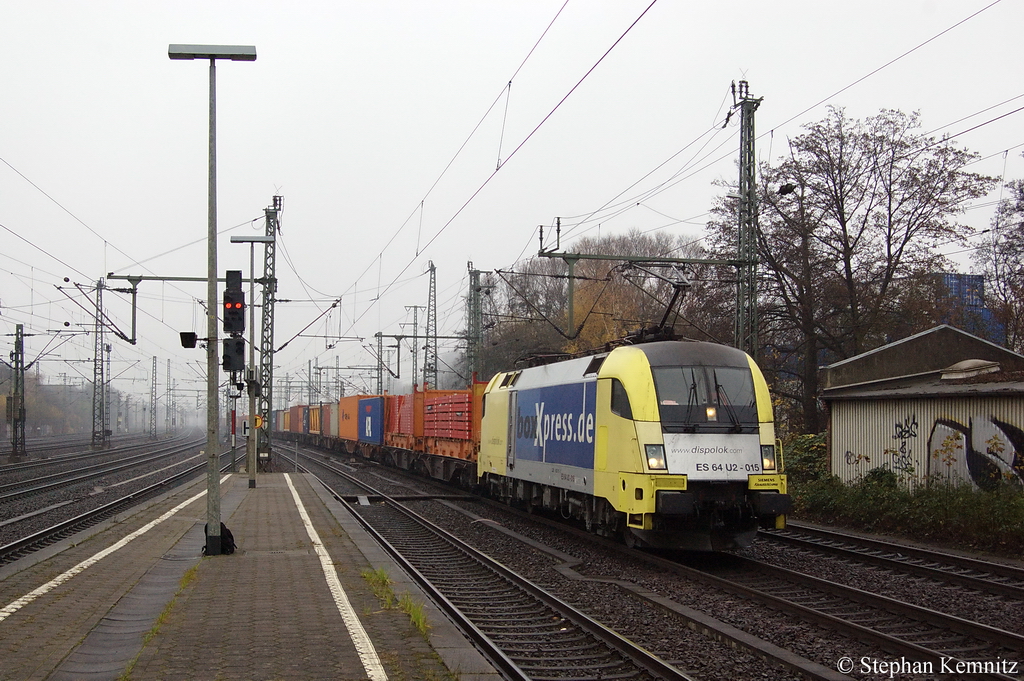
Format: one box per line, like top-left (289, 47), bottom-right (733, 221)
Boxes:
top-left (478, 340), bottom-right (790, 551)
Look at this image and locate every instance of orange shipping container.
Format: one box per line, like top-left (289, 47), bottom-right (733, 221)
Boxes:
top-left (338, 395), bottom-right (366, 442)
top-left (424, 392), bottom-right (473, 440)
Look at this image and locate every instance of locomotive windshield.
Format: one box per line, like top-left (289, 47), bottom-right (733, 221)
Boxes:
top-left (652, 365), bottom-right (758, 432)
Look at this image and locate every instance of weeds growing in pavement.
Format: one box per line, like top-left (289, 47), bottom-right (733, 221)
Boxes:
top-left (117, 564), bottom-right (201, 680)
top-left (362, 566), bottom-right (396, 608)
top-left (361, 567), bottom-right (430, 636)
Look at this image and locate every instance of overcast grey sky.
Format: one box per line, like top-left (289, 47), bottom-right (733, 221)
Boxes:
top-left (1, 0), bottom-right (1021, 408)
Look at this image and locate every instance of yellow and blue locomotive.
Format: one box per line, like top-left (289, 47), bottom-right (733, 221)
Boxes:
top-left (478, 340), bottom-right (790, 550)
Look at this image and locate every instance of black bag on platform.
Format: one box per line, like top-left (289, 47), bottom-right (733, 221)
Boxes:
top-left (202, 522), bottom-right (235, 555)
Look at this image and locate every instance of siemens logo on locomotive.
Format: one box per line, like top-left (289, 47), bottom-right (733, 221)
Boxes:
top-left (514, 382), bottom-right (596, 467)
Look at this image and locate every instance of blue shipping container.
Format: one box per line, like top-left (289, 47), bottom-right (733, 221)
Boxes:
top-left (358, 397), bottom-right (385, 444)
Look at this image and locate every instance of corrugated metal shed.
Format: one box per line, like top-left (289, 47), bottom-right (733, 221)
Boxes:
top-left (822, 326), bottom-right (1024, 490)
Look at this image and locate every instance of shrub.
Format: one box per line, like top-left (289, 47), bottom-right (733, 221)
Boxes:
top-left (782, 433), bottom-right (829, 484)
top-left (791, 469), bottom-right (1024, 556)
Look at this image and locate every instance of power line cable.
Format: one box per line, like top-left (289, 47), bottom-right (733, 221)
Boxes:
top-left (765, 0), bottom-right (1003, 136)
top-left (531, 0), bottom-right (1006, 260)
top-left (295, 2), bottom-right (660, 361)
top-left (0, 221), bottom-right (91, 280)
top-left (327, 1), bottom-right (573, 311)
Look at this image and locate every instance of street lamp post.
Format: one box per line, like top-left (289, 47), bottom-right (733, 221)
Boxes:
top-left (231, 234), bottom-right (274, 489)
top-left (169, 44), bottom-right (256, 556)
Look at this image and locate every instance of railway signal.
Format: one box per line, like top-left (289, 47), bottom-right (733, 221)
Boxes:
top-left (223, 270), bottom-right (245, 335)
top-left (222, 337), bottom-right (245, 372)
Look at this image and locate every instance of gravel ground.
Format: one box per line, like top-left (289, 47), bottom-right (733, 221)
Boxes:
top-left (0, 445), bottom-right (205, 548)
top-left (304, 454), bottom-right (1024, 681)
top-left (748, 539), bottom-right (1024, 636)
top-left (336, 462), bottom-right (896, 680)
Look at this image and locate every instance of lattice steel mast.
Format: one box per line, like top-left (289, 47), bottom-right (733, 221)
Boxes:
top-left (150, 356), bottom-right (157, 439)
top-left (10, 324), bottom-right (26, 461)
top-left (258, 196), bottom-right (281, 464)
top-left (467, 263), bottom-right (488, 379)
top-left (91, 279), bottom-right (107, 449)
top-left (424, 261), bottom-right (438, 389)
top-left (405, 305), bottom-right (423, 389)
top-left (734, 80), bottom-right (762, 358)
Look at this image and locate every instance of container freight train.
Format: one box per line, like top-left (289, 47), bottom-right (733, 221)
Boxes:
top-left (276, 340), bottom-right (791, 551)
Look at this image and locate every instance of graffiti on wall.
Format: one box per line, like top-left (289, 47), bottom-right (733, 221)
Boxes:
top-left (841, 412), bottom-right (1024, 489)
top-left (884, 415), bottom-right (918, 474)
top-left (928, 416), bottom-right (1024, 489)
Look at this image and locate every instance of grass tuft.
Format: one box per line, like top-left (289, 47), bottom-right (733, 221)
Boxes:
top-left (117, 564), bottom-right (202, 680)
top-left (361, 567), bottom-right (432, 637)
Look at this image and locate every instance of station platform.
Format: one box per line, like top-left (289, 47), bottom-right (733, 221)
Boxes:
top-left (0, 472), bottom-right (501, 681)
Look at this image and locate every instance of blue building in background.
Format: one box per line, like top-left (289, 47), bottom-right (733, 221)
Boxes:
top-left (938, 273), bottom-right (1005, 345)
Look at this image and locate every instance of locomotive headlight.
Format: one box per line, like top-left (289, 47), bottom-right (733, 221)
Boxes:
top-left (645, 444), bottom-right (667, 470)
top-left (761, 445), bottom-right (777, 471)
top-left (706, 406), bottom-right (718, 421)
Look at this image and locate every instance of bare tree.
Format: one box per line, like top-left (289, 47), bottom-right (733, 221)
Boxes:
top-left (973, 175), bottom-right (1024, 352)
top-left (710, 107), bottom-right (996, 433)
top-left (478, 231), bottom-right (723, 376)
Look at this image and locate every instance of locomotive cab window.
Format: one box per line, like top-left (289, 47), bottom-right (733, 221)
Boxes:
top-left (610, 378), bottom-right (632, 419)
top-left (652, 365), bottom-right (757, 431)
top-left (499, 371), bottom-right (521, 388)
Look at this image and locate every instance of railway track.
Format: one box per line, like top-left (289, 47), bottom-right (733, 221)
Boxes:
top-left (0, 448), bottom-right (240, 566)
top-left (293, 447), bottom-right (847, 680)
top-left (299, 452), bottom-right (693, 681)
top-left (0, 435), bottom-right (204, 504)
top-left (0, 434), bottom-right (168, 482)
top-left (296, 445), bottom-right (1024, 680)
top-left (700, 554), bottom-right (1024, 681)
top-left (2, 433), bottom-right (150, 462)
top-left (761, 523), bottom-right (1024, 600)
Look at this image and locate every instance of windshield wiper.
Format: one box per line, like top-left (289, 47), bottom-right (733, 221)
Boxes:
top-left (712, 370), bottom-right (742, 433)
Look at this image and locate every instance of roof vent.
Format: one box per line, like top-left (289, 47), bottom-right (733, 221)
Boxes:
top-left (940, 359), bottom-right (1000, 381)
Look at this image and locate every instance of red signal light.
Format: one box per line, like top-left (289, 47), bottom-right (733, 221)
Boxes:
top-left (223, 289), bottom-right (245, 334)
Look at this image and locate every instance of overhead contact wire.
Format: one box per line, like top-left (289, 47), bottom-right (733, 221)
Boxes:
top-left (336, 1), bottom-right (659, 343)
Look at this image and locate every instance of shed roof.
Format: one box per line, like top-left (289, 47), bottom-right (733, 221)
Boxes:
top-left (819, 327), bottom-right (1024, 401)
top-left (821, 325), bottom-right (1024, 391)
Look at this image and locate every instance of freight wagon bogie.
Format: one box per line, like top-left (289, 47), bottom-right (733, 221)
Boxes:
top-left (367, 444), bottom-right (475, 487)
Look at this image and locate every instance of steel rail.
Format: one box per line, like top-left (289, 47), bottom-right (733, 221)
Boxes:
top-left (299, 453), bottom-right (693, 681)
top-left (0, 448), bottom-right (240, 565)
top-left (0, 436), bottom-right (204, 501)
top-left (684, 555), bottom-right (1023, 681)
top-left (288, 440), bottom-right (851, 681)
top-left (764, 523), bottom-right (1024, 599)
top-left (0, 433), bottom-right (160, 475)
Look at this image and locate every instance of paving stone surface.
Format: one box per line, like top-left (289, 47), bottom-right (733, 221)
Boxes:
top-left (0, 472), bottom-right (500, 681)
